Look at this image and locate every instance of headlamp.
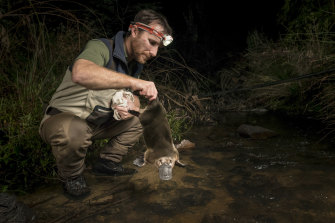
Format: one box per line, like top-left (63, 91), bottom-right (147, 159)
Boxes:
top-left (129, 22), bottom-right (173, 46)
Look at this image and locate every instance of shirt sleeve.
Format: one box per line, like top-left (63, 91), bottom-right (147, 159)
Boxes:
top-left (74, 39), bottom-right (109, 67)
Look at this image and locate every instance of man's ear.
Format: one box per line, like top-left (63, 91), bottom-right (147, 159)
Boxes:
top-left (131, 26), bottom-right (138, 37)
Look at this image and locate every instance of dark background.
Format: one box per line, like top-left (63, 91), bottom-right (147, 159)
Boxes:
top-left (84, 0), bottom-right (286, 73)
top-left (161, 1), bottom-right (284, 49)
top-left (145, 0), bottom-right (285, 71)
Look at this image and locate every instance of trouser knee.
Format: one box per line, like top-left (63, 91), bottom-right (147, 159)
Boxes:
top-left (40, 113), bottom-right (92, 178)
top-left (99, 117), bottom-right (143, 162)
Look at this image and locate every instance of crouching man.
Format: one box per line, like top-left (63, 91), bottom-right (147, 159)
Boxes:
top-left (39, 9), bottom-right (173, 197)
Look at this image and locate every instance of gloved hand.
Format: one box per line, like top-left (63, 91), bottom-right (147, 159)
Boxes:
top-left (112, 91), bottom-right (140, 120)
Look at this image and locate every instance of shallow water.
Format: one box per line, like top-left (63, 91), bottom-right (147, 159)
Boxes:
top-left (19, 112), bottom-right (335, 223)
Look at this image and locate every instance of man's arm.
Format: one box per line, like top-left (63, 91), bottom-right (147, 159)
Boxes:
top-left (72, 58), bottom-right (157, 100)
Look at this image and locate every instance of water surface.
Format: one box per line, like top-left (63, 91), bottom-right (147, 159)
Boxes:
top-left (19, 112), bottom-right (335, 223)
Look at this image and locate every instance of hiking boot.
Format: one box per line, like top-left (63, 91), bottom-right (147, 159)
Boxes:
top-left (92, 158), bottom-right (137, 176)
top-left (63, 175), bottom-right (90, 198)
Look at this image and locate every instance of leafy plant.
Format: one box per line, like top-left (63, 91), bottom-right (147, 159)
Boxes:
top-left (0, 0), bottom-right (103, 192)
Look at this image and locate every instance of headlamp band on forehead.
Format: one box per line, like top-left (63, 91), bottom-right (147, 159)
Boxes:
top-left (129, 22), bottom-right (173, 46)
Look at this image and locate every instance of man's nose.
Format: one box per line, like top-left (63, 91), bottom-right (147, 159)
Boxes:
top-left (150, 46), bottom-right (158, 57)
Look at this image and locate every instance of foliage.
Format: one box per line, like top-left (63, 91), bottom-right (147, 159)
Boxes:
top-left (167, 109), bottom-right (191, 142)
top-left (0, 0), bottom-right (105, 192)
top-left (219, 25), bottom-right (335, 136)
top-left (278, 0), bottom-right (335, 34)
top-left (241, 0), bottom-right (335, 132)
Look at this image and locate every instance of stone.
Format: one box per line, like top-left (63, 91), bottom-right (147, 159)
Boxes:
top-left (237, 124), bottom-right (278, 139)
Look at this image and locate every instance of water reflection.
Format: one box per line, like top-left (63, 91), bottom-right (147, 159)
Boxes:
top-left (19, 112), bottom-right (335, 223)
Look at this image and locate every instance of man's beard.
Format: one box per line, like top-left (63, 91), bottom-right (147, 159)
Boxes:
top-left (135, 53), bottom-right (149, 64)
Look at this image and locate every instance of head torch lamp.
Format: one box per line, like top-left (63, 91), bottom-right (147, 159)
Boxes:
top-left (129, 22), bottom-right (173, 46)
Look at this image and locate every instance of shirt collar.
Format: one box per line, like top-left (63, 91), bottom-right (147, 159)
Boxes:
top-left (112, 31), bottom-right (143, 76)
top-left (112, 31), bottom-right (128, 64)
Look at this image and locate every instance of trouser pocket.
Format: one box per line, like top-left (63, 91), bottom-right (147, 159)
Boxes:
top-left (86, 105), bottom-right (114, 126)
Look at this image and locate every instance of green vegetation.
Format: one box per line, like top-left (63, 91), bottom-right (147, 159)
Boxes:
top-left (0, 0), bottom-right (99, 192)
top-left (212, 0), bottom-right (335, 139)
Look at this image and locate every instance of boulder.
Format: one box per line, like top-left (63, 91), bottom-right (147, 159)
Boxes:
top-left (237, 124), bottom-right (278, 139)
top-left (175, 139), bottom-right (196, 151)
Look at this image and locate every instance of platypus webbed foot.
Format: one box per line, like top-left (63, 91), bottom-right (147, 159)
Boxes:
top-left (175, 160), bottom-right (186, 167)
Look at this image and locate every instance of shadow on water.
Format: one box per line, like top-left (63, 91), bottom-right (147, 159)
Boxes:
top-left (19, 111), bottom-right (335, 223)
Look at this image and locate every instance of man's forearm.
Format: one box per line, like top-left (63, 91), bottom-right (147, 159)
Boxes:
top-left (72, 58), bottom-right (158, 100)
top-left (72, 59), bottom-right (137, 90)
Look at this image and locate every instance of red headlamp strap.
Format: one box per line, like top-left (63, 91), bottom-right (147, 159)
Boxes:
top-left (128, 22), bottom-right (173, 46)
top-left (129, 22), bottom-right (164, 41)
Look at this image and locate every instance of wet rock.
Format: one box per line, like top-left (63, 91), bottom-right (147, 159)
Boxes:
top-left (175, 139), bottom-right (196, 151)
top-left (237, 124), bottom-right (278, 139)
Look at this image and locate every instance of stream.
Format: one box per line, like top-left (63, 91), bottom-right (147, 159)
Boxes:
top-left (18, 111), bottom-right (335, 223)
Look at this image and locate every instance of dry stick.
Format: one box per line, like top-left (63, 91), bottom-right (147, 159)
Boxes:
top-left (162, 93), bottom-right (194, 114)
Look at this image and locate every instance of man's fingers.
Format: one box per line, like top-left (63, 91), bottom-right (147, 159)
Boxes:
top-left (114, 106), bottom-right (133, 120)
top-left (132, 80), bottom-right (157, 100)
top-left (114, 106), bottom-right (128, 112)
top-left (145, 94), bottom-right (156, 101)
top-left (140, 86), bottom-right (157, 101)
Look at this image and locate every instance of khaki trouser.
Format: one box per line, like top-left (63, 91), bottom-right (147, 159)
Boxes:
top-left (39, 112), bottom-right (142, 179)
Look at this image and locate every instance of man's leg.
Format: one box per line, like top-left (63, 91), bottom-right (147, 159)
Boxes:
top-left (92, 116), bottom-right (142, 174)
top-left (40, 112), bottom-right (92, 196)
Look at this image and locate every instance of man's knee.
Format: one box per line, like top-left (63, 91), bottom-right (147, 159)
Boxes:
top-left (128, 116), bottom-right (143, 135)
top-left (67, 116), bottom-right (92, 148)
top-left (42, 113), bottom-right (92, 154)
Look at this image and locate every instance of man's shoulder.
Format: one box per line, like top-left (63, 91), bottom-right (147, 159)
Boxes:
top-left (86, 39), bottom-right (109, 48)
top-left (75, 39), bottom-right (110, 67)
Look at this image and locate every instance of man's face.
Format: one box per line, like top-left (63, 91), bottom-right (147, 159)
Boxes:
top-left (131, 22), bottom-right (164, 64)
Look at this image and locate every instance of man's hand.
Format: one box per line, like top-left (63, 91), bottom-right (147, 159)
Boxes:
top-left (130, 79), bottom-right (157, 101)
top-left (113, 106), bottom-right (132, 120)
top-left (112, 95), bottom-right (140, 120)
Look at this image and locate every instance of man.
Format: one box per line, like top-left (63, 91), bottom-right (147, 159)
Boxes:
top-left (39, 9), bottom-right (173, 197)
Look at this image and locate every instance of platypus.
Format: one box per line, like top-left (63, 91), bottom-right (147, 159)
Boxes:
top-left (131, 98), bottom-right (185, 180)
